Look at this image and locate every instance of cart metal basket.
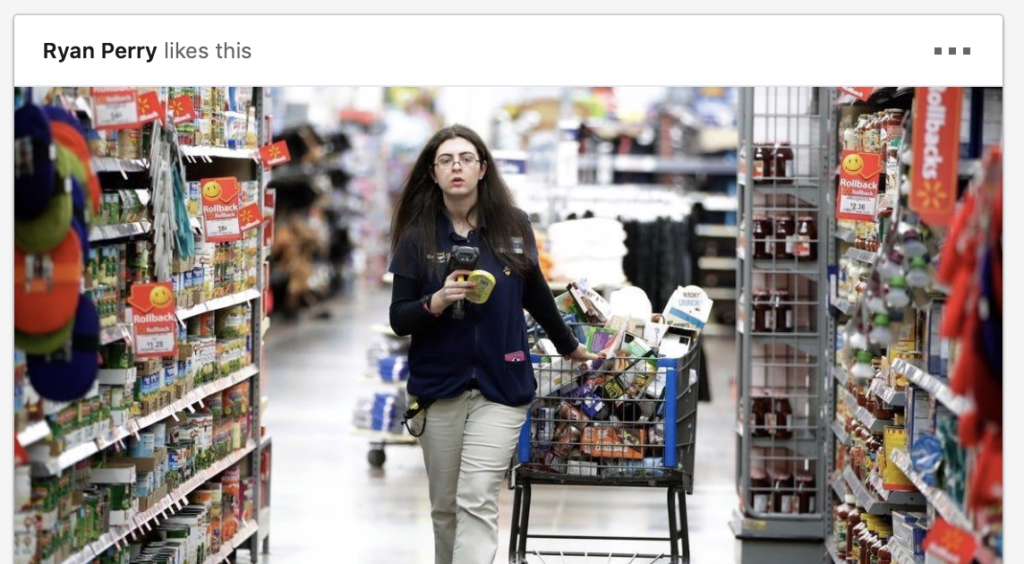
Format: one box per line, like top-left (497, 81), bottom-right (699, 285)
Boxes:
top-left (509, 327), bottom-right (701, 564)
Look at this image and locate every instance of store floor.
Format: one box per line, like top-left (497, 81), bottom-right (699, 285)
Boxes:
top-left (257, 289), bottom-right (738, 564)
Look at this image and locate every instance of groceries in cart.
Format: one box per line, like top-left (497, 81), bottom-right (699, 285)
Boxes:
top-left (523, 281), bottom-right (711, 479)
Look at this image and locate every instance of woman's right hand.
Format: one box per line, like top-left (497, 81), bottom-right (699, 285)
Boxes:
top-left (429, 270), bottom-right (476, 314)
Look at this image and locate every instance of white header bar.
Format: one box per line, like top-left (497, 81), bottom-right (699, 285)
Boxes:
top-left (14, 14), bottom-right (1003, 86)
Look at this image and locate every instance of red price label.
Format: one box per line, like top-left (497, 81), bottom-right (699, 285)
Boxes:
top-left (200, 177), bottom-right (242, 243)
top-left (259, 140), bottom-right (291, 168)
top-left (922, 518), bottom-right (978, 564)
top-left (910, 87), bottom-right (962, 228)
top-left (128, 282), bottom-right (177, 359)
top-left (835, 150), bottom-right (883, 221)
top-left (836, 87), bottom-right (875, 102)
top-left (92, 87), bottom-right (139, 130)
top-left (169, 94), bottom-right (196, 125)
top-left (136, 91), bottom-right (165, 125)
top-left (239, 203), bottom-right (264, 233)
top-left (263, 217), bottom-right (275, 248)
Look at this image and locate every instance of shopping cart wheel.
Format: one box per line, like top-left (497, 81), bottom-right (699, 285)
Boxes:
top-left (368, 447), bottom-right (386, 468)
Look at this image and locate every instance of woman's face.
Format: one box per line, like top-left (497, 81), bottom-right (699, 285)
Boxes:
top-left (431, 136), bottom-right (487, 199)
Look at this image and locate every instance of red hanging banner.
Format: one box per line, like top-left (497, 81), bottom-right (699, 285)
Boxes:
top-left (836, 87), bottom-right (874, 102)
top-left (239, 203), bottom-right (264, 233)
top-left (201, 177), bottom-right (242, 243)
top-left (921, 518), bottom-right (978, 564)
top-left (91, 87), bottom-right (139, 130)
top-left (169, 94), bottom-right (196, 125)
top-left (910, 87), bottom-right (963, 228)
top-left (259, 140), bottom-right (292, 168)
top-left (128, 282), bottom-right (178, 359)
top-left (835, 150), bottom-right (884, 221)
top-left (136, 91), bottom-right (165, 125)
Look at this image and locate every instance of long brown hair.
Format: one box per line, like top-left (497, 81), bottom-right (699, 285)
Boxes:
top-left (390, 124), bottom-right (532, 278)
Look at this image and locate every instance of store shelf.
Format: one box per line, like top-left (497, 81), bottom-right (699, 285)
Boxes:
top-left (729, 509), bottom-right (824, 541)
top-left (751, 259), bottom-right (822, 278)
top-left (351, 428), bottom-right (417, 444)
top-left (99, 324), bottom-right (131, 346)
top-left (89, 221), bottom-right (153, 242)
top-left (833, 299), bottom-right (855, 316)
top-left (704, 288), bottom-right (737, 301)
top-left (842, 466), bottom-right (924, 515)
top-left (840, 386), bottom-right (887, 433)
top-left (833, 365), bottom-right (848, 387)
top-left (204, 520), bottom-right (259, 564)
top-left (180, 146), bottom-right (258, 161)
top-left (92, 157), bottom-right (149, 173)
top-left (752, 183), bottom-right (821, 207)
top-left (57, 441), bottom-right (256, 564)
top-left (699, 257), bottom-right (738, 271)
top-left (835, 228), bottom-right (857, 244)
top-left (577, 154), bottom-right (736, 175)
top-left (695, 224), bottom-right (738, 238)
top-left (259, 433), bottom-right (273, 450)
top-left (830, 471), bottom-right (847, 500)
top-left (738, 328), bottom-right (821, 358)
top-left (831, 420), bottom-right (849, 446)
top-left (826, 539), bottom-right (843, 564)
top-left (891, 359), bottom-right (971, 416)
top-left (844, 247), bottom-right (878, 265)
top-left (32, 366), bottom-right (259, 477)
top-left (695, 194), bottom-right (738, 212)
top-left (889, 448), bottom-right (968, 530)
top-left (17, 420), bottom-right (51, 447)
top-left (177, 288), bottom-right (261, 321)
top-left (869, 379), bottom-right (906, 407)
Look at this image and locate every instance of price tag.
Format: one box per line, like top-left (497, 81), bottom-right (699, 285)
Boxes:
top-left (91, 88), bottom-right (139, 130)
top-left (836, 87), bottom-right (874, 102)
top-left (910, 87), bottom-right (962, 228)
top-left (136, 91), bottom-right (164, 125)
top-left (239, 203), bottom-right (264, 233)
top-left (922, 518), bottom-right (978, 564)
top-left (128, 282), bottom-right (177, 359)
top-left (200, 177), bottom-right (243, 243)
top-left (836, 150), bottom-right (883, 222)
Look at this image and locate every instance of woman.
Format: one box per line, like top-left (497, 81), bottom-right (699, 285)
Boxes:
top-left (388, 124), bottom-right (594, 564)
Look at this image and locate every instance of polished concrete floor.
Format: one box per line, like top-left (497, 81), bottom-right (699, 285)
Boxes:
top-left (256, 289), bottom-right (739, 564)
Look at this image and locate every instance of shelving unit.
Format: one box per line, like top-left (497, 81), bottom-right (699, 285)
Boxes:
top-left (824, 87), bottom-right (1003, 564)
top-left (15, 87), bottom-right (274, 564)
top-left (734, 88), bottom-right (830, 555)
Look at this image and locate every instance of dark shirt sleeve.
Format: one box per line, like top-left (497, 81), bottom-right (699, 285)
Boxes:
top-left (388, 233), bottom-right (422, 280)
top-left (517, 210), bottom-right (577, 354)
top-left (389, 274), bottom-right (440, 337)
top-left (523, 264), bottom-right (579, 355)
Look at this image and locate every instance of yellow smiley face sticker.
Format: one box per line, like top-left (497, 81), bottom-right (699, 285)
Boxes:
top-left (149, 286), bottom-right (173, 309)
top-left (203, 180), bottom-right (223, 200)
top-left (842, 153), bottom-right (865, 176)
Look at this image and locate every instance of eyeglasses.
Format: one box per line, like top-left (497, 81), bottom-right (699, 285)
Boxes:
top-left (434, 153), bottom-right (482, 170)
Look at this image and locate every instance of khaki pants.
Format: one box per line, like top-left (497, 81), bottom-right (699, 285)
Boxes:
top-left (417, 390), bottom-right (528, 564)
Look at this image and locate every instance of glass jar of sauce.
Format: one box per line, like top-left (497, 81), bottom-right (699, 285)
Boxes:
top-left (750, 467), bottom-right (770, 513)
top-left (795, 215), bottom-right (818, 261)
top-left (846, 506), bottom-right (863, 561)
top-left (752, 215), bottom-right (773, 259)
top-left (775, 216), bottom-right (795, 260)
top-left (753, 144), bottom-right (773, 183)
top-left (772, 289), bottom-right (794, 333)
top-left (773, 141), bottom-right (794, 184)
top-left (795, 471), bottom-right (816, 514)
top-left (767, 391), bottom-right (793, 439)
top-left (767, 468), bottom-right (794, 513)
top-left (753, 289), bottom-right (773, 332)
top-left (751, 389), bottom-right (772, 438)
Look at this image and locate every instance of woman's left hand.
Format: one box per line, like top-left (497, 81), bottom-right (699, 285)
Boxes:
top-left (563, 343), bottom-right (598, 362)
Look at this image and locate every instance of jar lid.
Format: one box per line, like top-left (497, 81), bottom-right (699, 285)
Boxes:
top-left (798, 215), bottom-right (816, 221)
top-left (873, 314), bottom-right (890, 326)
top-left (856, 350), bottom-right (874, 363)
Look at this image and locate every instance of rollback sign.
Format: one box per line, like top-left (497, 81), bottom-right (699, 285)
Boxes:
top-left (836, 150), bottom-right (884, 221)
top-left (128, 282), bottom-right (177, 358)
top-left (200, 177), bottom-right (242, 243)
top-left (910, 87), bottom-right (962, 227)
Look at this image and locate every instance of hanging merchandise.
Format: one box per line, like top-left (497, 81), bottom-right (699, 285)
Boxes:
top-left (824, 87), bottom-right (1002, 564)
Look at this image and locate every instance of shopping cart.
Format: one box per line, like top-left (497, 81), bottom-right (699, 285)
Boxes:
top-left (509, 325), bottom-right (701, 564)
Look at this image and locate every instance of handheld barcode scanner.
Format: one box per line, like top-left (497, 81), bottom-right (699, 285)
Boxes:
top-left (447, 245), bottom-right (479, 320)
